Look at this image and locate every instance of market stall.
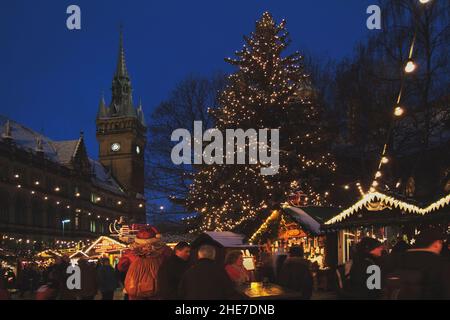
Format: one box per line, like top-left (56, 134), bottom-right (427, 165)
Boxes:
top-left (248, 206), bottom-right (340, 270)
top-left (190, 231), bottom-right (257, 268)
top-left (323, 192), bottom-right (450, 264)
top-left (78, 236), bottom-right (127, 266)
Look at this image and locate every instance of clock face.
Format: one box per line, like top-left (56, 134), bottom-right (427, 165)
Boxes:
top-left (111, 143), bottom-right (121, 152)
top-left (136, 145), bottom-right (141, 154)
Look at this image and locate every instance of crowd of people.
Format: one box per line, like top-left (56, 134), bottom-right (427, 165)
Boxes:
top-left (0, 226), bottom-right (449, 300)
top-left (336, 227), bottom-right (450, 299)
top-left (0, 226), bottom-right (315, 300)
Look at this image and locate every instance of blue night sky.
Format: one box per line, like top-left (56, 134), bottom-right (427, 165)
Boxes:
top-left (0, 0), bottom-right (375, 158)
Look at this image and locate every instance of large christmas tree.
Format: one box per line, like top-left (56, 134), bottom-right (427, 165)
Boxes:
top-left (187, 12), bottom-right (336, 232)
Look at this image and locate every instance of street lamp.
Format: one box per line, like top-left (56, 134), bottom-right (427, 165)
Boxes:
top-left (62, 219), bottom-right (70, 237)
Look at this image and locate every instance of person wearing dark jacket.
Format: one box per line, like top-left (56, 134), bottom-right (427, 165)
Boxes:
top-left (157, 242), bottom-right (191, 299)
top-left (54, 256), bottom-right (77, 300)
top-left (391, 239), bottom-right (410, 254)
top-left (97, 258), bottom-right (118, 300)
top-left (277, 246), bottom-right (313, 299)
top-left (179, 245), bottom-right (236, 300)
top-left (383, 228), bottom-right (450, 299)
top-left (77, 258), bottom-right (98, 300)
top-left (345, 237), bottom-right (384, 300)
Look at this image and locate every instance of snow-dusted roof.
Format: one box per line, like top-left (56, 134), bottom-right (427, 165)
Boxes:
top-left (0, 115), bottom-right (124, 195)
top-left (0, 115), bottom-right (59, 160)
top-left (283, 206), bottom-right (341, 236)
top-left (89, 159), bottom-right (125, 195)
top-left (284, 207), bottom-right (322, 235)
top-left (203, 231), bottom-right (248, 247)
top-left (52, 140), bottom-right (80, 165)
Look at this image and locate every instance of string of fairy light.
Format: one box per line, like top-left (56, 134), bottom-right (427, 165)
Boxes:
top-left (0, 171), bottom-right (145, 248)
top-left (191, 2), bottom-right (439, 237)
top-left (7, 172), bottom-right (144, 220)
top-left (10, 172), bottom-right (144, 211)
top-left (1, 234), bottom-right (93, 250)
top-left (188, 12), bottom-right (340, 232)
top-left (369, 0), bottom-right (432, 194)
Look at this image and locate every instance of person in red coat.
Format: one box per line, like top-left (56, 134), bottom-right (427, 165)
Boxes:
top-left (117, 227), bottom-right (172, 300)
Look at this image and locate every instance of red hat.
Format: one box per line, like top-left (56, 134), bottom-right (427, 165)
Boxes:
top-left (135, 226), bottom-right (161, 245)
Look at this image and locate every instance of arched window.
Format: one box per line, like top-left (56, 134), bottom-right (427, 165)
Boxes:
top-left (0, 189), bottom-right (9, 223)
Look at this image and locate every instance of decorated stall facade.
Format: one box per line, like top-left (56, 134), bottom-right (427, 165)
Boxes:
top-left (248, 205), bottom-right (341, 269)
top-left (323, 192), bottom-right (450, 264)
top-left (68, 217), bottom-right (155, 265)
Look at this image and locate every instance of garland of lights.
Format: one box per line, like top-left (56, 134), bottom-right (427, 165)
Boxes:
top-left (249, 210), bottom-right (280, 243)
top-left (4, 172), bottom-right (145, 224)
top-left (369, 0), bottom-right (432, 193)
top-left (1, 234), bottom-right (93, 250)
top-left (325, 192), bottom-right (450, 225)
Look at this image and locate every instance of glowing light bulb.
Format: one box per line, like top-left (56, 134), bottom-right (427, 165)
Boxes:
top-left (375, 171), bottom-right (382, 178)
top-left (394, 105), bottom-right (405, 117)
top-left (404, 60), bottom-right (416, 73)
top-left (381, 157), bottom-right (389, 164)
top-left (419, 0), bottom-right (431, 4)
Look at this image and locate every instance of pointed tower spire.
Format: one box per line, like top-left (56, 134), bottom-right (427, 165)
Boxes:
top-left (97, 93), bottom-right (109, 118)
top-left (2, 120), bottom-right (12, 140)
top-left (137, 98), bottom-right (146, 127)
top-left (115, 25), bottom-right (129, 78)
top-left (35, 136), bottom-right (44, 153)
top-left (110, 26), bottom-right (133, 117)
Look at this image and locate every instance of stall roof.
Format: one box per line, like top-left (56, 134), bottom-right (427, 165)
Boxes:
top-left (83, 236), bottom-right (128, 257)
top-left (69, 251), bottom-right (89, 259)
top-left (324, 192), bottom-right (450, 227)
top-left (205, 232), bottom-right (246, 247)
top-left (36, 249), bottom-right (62, 259)
top-left (192, 231), bottom-right (255, 248)
top-left (283, 206), bottom-right (341, 236)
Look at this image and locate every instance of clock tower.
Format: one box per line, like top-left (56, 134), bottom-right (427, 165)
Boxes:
top-left (96, 30), bottom-right (146, 197)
